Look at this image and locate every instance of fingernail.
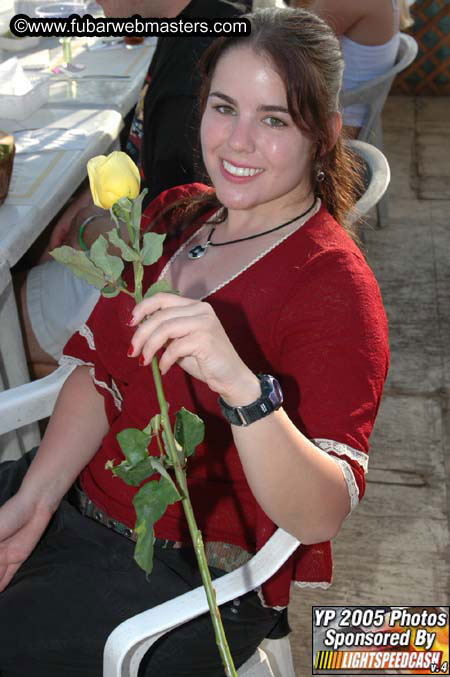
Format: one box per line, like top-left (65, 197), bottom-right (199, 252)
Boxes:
top-left (138, 355), bottom-right (146, 366)
top-left (126, 314), bottom-right (136, 327)
top-left (127, 345), bottom-right (134, 357)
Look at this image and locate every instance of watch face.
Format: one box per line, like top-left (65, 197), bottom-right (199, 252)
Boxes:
top-left (265, 375), bottom-right (283, 408)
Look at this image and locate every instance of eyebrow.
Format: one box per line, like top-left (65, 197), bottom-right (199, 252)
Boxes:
top-left (209, 91), bottom-right (290, 115)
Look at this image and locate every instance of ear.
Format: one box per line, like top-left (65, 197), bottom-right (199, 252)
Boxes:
top-left (327, 112), bottom-right (342, 150)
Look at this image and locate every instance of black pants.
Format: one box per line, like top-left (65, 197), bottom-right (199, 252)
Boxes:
top-left (0, 452), bottom-right (284, 676)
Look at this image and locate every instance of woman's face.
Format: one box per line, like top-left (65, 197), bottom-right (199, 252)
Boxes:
top-left (200, 46), bottom-right (314, 215)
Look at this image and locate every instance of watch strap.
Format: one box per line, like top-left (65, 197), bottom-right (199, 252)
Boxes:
top-left (218, 374), bottom-right (283, 427)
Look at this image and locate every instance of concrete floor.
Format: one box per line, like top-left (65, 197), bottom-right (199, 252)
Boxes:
top-left (289, 95), bottom-right (450, 675)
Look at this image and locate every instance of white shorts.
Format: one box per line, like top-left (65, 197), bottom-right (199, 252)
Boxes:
top-left (26, 260), bottom-right (100, 360)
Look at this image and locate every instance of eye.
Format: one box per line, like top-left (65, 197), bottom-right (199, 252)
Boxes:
top-left (263, 116), bottom-right (287, 128)
top-left (213, 104), bottom-right (236, 115)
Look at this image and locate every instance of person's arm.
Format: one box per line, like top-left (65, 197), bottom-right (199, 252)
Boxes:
top-left (308, 0), bottom-right (364, 35)
top-left (0, 366), bottom-right (108, 591)
top-left (225, 389), bottom-right (351, 544)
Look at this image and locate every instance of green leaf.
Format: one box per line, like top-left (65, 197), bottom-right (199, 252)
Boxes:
top-left (174, 407), bottom-right (205, 458)
top-left (143, 280), bottom-right (179, 299)
top-left (141, 232), bottom-right (166, 266)
top-left (133, 477), bottom-right (181, 573)
top-left (111, 457), bottom-right (156, 486)
top-left (111, 197), bottom-right (133, 222)
top-left (143, 414), bottom-right (161, 436)
top-left (147, 457), bottom-right (179, 495)
top-left (50, 246), bottom-right (108, 289)
top-left (107, 229), bottom-right (140, 262)
top-left (109, 428), bottom-right (154, 486)
top-left (131, 188), bottom-right (147, 230)
top-left (117, 428), bottom-right (151, 465)
top-left (100, 283), bottom-right (122, 298)
top-left (90, 235), bottom-right (124, 283)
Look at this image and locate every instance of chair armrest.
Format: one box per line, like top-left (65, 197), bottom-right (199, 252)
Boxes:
top-left (103, 528), bottom-right (300, 677)
top-left (0, 363), bottom-right (75, 435)
top-left (346, 140), bottom-right (391, 225)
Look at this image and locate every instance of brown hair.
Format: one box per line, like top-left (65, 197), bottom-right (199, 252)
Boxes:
top-left (155, 7), bottom-right (362, 239)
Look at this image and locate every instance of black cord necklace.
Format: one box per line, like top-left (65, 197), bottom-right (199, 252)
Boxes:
top-left (187, 198), bottom-right (316, 260)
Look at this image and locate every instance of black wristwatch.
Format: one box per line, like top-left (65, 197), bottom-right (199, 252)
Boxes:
top-left (218, 374), bottom-right (283, 426)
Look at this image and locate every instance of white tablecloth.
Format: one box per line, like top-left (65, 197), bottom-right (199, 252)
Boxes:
top-left (0, 107), bottom-right (123, 266)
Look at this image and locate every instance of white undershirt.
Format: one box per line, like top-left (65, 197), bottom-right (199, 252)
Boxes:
top-left (340, 0), bottom-right (400, 127)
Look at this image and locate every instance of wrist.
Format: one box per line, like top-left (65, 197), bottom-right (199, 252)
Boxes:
top-left (218, 371), bottom-right (261, 408)
top-left (18, 477), bottom-right (61, 516)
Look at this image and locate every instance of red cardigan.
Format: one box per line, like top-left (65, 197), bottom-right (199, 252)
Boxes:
top-left (63, 184), bottom-right (389, 607)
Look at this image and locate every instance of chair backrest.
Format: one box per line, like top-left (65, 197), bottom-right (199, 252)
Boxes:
top-left (345, 140), bottom-right (391, 226)
top-left (340, 33), bottom-right (419, 143)
top-left (0, 362), bottom-right (75, 437)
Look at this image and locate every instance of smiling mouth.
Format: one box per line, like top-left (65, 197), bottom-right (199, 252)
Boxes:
top-left (222, 159), bottom-right (264, 177)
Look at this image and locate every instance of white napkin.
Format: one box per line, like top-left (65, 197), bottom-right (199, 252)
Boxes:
top-left (0, 57), bottom-right (34, 95)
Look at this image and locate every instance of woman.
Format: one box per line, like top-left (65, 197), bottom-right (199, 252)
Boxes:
top-left (0, 7), bottom-right (389, 676)
top-left (299, 0), bottom-right (413, 136)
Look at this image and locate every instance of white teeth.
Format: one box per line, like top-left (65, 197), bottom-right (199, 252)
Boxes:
top-left (223, 160), bottom-right (263, 177)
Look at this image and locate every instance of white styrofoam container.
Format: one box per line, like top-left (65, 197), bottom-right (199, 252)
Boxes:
top-left (0, 75), bottom-right (49, 120)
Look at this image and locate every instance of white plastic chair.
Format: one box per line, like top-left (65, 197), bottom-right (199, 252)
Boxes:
top-left (340, 33), bottom-right (418, 227)
top-left (346, 139), bottom-right (391, 229)
top-left (0, 255), bottom-right (40, 461)
top-left (0, 362), bottom-right (298, 676)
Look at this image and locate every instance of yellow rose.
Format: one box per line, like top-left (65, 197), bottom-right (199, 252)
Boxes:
top-left (87, 151), bottom-right (140, 210)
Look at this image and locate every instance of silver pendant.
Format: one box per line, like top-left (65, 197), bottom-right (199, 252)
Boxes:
top-left (188, 244), bottom-right (208, 259)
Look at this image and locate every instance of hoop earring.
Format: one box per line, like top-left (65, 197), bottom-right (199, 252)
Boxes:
top-left (316, 169), bottom-right (325, 183)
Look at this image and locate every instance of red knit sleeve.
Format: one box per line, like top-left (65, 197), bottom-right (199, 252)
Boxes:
top-left (61, 302), bottom-right (124, 423)
top-left (275, 247), bottom-right (389, 509)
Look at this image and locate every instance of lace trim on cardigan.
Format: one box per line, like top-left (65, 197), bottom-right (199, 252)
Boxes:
top-left (334, 458), bottom-right (360, 512)
top-left (294, 580), bottom-right (331, 590)
top-left (256, 576), bottom-right (333, 610)
top-left (256, 587), bottom-right (287, 611)
top-left (78, 324), bottom-right (96, 351)
top-left (312, 438), bottom-right (368, 474)
top-left (59, 355), bottom-right (94, 369)
top-left (158, 200), bottom-right (321, 300)
top-left (88, 367), bottom-right (123, 412)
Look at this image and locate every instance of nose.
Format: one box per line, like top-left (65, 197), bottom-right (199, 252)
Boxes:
top-left (227, 115), bottom-right (256, 154)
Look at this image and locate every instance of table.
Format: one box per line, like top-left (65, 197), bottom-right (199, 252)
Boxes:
top-left (0, 107), bottom-right (122, 459)
top-left (46, 39), bottom-right (157, 115)
top-left (0, 36), bottom-right (156, 117)
top-left (0, 32), bottom-right (153, 458)
top-left (0, 106), bottom-right (123, 266)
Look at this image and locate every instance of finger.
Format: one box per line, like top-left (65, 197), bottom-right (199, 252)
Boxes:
top-left (130, 293), bottom-right (197, 326)
top-left (129, 304), bottom-right (206, 354)
top-left (0, 562), bottom-right (21, 593)
top-left (133, 315), bottom-right (203, 366)
top-left (159, 334), bottom-right (201, 374)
